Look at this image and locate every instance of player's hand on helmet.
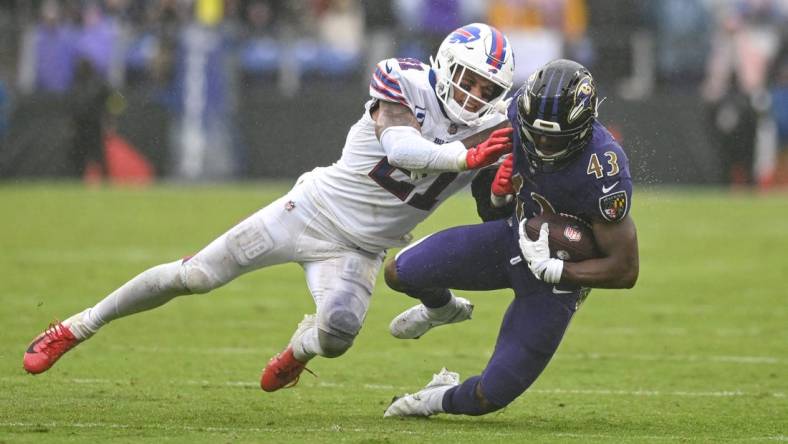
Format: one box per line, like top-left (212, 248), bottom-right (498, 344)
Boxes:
top-left (518, 220), bottom-right (563, 284)
top-left (463, 127), bottom-right (513, 170)
top-left (490, 154), bottom-right (514, 207)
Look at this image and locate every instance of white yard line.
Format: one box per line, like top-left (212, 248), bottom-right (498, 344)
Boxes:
top-left (625, 304), bottom-right (787, 317)
top-left (568, 326), bottom-right (782, 337)
top-left (108, 345), bottom-right (276, 354)
top-left (103, 345), bottom-right (787, 365)
top-left (557, 352), bottom-right (785, 365)
top-left (3, 376), bottom-right (784, 399)
top-left (528, 388), bottom-right (786, 398)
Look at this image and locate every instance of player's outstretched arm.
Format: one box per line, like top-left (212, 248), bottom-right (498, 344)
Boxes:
top-left (373, 100), bottom-right (421, 138)
top-left (374, 100), bottom-right (511, 172)
top-left (562, 215), bottom-right (639, 289)
top-left (458, 120), bottom-right (510, 149)
top-left (375, 100), bottom-right (460, 171)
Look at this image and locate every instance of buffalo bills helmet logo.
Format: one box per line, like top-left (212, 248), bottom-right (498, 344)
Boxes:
top-left (448, 26), bottom-right (482, 44)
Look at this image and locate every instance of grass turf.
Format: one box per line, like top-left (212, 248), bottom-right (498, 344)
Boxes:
top-left (0, 183), bottom-right (785, 443)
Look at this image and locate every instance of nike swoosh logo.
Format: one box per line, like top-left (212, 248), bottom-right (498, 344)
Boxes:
top-left (552, 287), bottom-right (574, 295)
top-left (385, 62), bottom-right (393, 74)
top-left (26, 335), bottom-right (45, 353)
top-left (602, 181), bottom-right (620, 193)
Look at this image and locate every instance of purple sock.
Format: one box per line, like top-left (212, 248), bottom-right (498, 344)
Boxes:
top-left (442, 376), bottom-right (502, 416)
top-left (407, 287), bottom-right (452, 308)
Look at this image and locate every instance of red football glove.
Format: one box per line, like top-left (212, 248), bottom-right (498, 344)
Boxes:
top-left (491, 154), bottom-right (514, 197)
top-left (464, 127), bottom-right (513, 170)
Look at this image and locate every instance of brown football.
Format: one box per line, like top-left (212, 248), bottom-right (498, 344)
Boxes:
top-left (524, 213), bottom-right (600, 262)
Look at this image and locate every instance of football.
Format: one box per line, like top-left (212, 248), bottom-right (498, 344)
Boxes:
top-left (524, 213), bottom-right (600, 262)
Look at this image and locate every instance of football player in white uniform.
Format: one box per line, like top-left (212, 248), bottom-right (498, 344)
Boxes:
top-left (23, 23), bottom-right (516, 392)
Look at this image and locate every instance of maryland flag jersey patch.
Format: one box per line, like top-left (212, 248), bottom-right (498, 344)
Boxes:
top-left (599, 191), bottom-right (628, 222)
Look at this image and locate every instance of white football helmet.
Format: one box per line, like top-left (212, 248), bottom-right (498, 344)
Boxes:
top-left (431, 23), bottom-right (515, 126)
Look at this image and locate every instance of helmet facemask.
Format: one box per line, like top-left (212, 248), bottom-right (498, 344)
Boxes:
top-left (519, 115), bottom-right (593, 163)
top-left (437, 62), bottom-right (509, 126)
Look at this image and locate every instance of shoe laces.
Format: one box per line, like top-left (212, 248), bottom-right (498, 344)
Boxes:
top-left (40, 322), bottom-right (75, 355)
top-left (280, 366), bottom-right (317, 390)
top-left (427, 368), bottom-right (459, 387)
top-left (272, 351), bottom-right (317, 389)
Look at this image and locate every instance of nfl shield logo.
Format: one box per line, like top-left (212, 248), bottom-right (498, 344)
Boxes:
top-left (564, 226), bottom-right (582, 242)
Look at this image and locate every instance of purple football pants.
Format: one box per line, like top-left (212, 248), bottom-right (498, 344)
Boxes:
top-left (394, 218), bottom-right (582, 415)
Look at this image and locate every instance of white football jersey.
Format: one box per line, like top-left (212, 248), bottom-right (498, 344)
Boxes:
top-left (303, 58), bottom-right (507, 252)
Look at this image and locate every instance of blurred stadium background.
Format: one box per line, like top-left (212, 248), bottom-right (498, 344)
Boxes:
top-left (0, 0), bottom-right (786, 186)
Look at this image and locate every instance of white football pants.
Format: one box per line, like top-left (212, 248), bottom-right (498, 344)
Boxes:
top-left (76, 179), bottom-right (385, 360)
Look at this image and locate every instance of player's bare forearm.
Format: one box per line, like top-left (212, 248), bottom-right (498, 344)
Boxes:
top-left (561, 216), bottom-right (639, 289)
top-left (460, 121), bottom-right (511, 148)
top-left (373, 100), bottom-right (420, 139)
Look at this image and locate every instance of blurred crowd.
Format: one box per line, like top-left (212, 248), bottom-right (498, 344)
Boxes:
top-left (0, 0), bottom-right (786, 186)
top-left (5, 0), bottom-right (598, 94)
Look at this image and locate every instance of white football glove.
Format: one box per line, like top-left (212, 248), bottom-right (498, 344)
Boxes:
top-left (493, 97), bottom-right (513, 114)
top-left (518, 220), bottom-right (563, 284)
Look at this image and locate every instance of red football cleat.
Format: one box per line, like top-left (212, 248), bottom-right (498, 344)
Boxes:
top-left (260, 346), bottom-right (311, 392)
top-left (23, 322), bottom-right (82, 374)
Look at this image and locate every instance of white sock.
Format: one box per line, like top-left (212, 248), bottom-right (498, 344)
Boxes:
top-left (422, 385), bottom-right (452, 415)
top-left (62, 309), bottom-right (96, 340)
top-left (292, 326), bottom-right (320, 362)
top-left (426, 294), bottom-right (460, 320)
top-left (78, 261), bottom-right (189, 336)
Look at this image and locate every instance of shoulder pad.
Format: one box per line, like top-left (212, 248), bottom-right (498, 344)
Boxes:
top-left (369, 59), bottom-right (412, 107)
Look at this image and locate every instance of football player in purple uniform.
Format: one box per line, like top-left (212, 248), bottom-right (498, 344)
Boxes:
top-left (383, 59), bottom-right (640, 418)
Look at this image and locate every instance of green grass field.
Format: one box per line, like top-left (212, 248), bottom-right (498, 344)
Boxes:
top-left (1, 183), bottom-right (786, 443)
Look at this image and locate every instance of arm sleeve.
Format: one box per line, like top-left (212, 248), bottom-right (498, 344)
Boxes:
top-left (583, 143), bottom-right (633, 223)
top-left (380, 126), bottom-right (468, 172)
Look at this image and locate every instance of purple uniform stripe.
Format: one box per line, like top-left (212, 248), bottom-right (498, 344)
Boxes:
top-left (538, 70), bottom-right (557, 119)
top-left (550, 71), bottom-right (566, 120)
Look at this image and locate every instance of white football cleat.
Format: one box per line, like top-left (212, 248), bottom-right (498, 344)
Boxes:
top-left (389, 296), bottom-right (473, 339)
top-left (384, 368), bottom-right (460, 418)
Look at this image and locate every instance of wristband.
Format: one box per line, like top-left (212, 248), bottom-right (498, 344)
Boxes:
top-left (490, 192), bottom-right (513, 208)
top-left (542, 259), bottom-right (564, 284)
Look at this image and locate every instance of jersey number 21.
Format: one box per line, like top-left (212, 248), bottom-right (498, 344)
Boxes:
top-left (369, 158), bottom-right (457, 211)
